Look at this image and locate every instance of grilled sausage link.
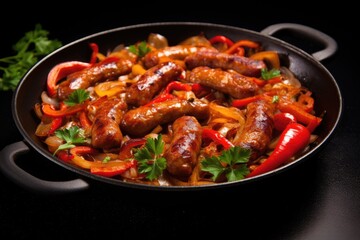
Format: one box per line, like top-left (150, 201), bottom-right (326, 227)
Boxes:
top-left (57, 58), bottom-right (133, 100)
top-left (233, 100), bottom-right (275, 161)
top-left (143, 46), bottom-right (216, 68)
top-left (187, 66), bottom-right (259, 99)
top-left (185, 51), bottom-right (266, 77)
top-left (120, 98), bottom-right (209, 137)
top-left (126, 61), bottom-right (184, 107)
top-left (164, 116), bottom-right (202, 180)
top-left (91, 97), bottom-right (127, 149)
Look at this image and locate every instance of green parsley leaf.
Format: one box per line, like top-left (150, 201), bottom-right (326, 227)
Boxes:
top-left (134, 134), bottom-right (167, 181)
top-left (261, 68), bottom-right (281, 80)
top-left (53, 126), bottom-right (87, 155)
top-left (64, 89), bottom-right (90, 106)
top-left (128, 41), bottom-right (151, 58)
top-left (0, 24), bottom-right (62, 91)
top-left (200, 146), bottom-right (250, 182)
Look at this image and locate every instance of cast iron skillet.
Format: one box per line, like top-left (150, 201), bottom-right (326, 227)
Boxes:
top-left (0, 22), bottom-right (342, 193)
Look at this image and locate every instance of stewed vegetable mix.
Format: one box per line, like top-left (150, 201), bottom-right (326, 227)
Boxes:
top-left (34, 32), bottom-right (322, 186)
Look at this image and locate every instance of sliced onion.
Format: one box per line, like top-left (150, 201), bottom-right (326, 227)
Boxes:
top-left (147, 33), bottom-right (168, 49)
top-left (280, 67), bottom-right (301, 88)
top-left (41, 91), bottom-right (59, 108)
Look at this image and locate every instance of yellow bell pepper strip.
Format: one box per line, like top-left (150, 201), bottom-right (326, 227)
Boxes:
top-left (249, 51), bottom-right (280, 69)
top-left (273, 112), bottom-right (297, 132)
top-left (202, 128), bottom-right (234, 150)
top-left (89, 43), bottom-right (99, 65)
top-left (94, 80), bottom-right (125, 97)
top-left (247, 122), bottom-right (311, 178)
top-left (42, 100), bottom-right (89, 117)
top-left (209, 35), bottom-right (234, 47)
top-left (46, 61), bottom-right (91, 97)
top-left (225, 40), bottom-right (260, 55)
top-left (69, 146), bottom-right (137, 177)
top-left (70, 146), bottom-right (99, 169)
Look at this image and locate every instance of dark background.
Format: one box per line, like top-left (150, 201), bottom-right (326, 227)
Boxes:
top-left (1, 4), bottom-right (358, 240)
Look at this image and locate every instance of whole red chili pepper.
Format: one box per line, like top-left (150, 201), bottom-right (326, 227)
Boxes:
top-left (246, 122), bottom-right (310, 178)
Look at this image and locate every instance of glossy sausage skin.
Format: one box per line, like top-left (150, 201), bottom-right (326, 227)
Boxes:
top-left (126, 61), bottom-right (184, 107)
top-left (143, 46), bottom-right (216, 68)
top-left (120, 98), bottom-right (209, 137)
top-left (164, 116), bottom-right (202, 180)
top-left (57, 59), bottom-right (133, 100)
top-left (186, 66), bottom-right (259, 99)
top-left (185, 51), bottom-right (266, 77)
top-left (233, 100), bottom-right (274, 161)
top-left (91, 97), bottom-right (127, 149)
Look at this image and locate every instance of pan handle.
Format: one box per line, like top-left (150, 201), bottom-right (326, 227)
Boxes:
top-left (0, 141), bottom-right (89, 194)
top-left (260, 23), bottom-right (337, 61)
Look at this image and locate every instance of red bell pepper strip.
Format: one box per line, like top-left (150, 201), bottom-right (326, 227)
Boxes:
top-left (209, 35), bottom-right (234, 47)
top-left (89, 43), bottom-right (99, 65)
top-left (225, 40), bottom-right (260, 54)
top-left (42, 100), bottom-right (88, 117)
top-left (90, 160), bottom-right (136, 177)
top-left (118, 138), bottom-right (146, 160)
top-left (202, 128), bottom-right (234, 150)
top-left (144, 93), bottom-right (175, 106)
top-left (48, 117), bottom-right (63, 135)
top-left (56, 150), bottom-right (74, 162)
top-left (47, 61), bottom-right (91, 97)
top-left (165, 81), bottom-right (192, 94)
top-left (252, 76), bottom-right (283, 87)
top-left (246, 122), bottom-right (311, 178)
top-left (232, 95), bottom-right (263, 108)
top-left (273, 112), bottom-right (297, 132)
top-left (191, 83), bottom-right (211, 98)
top-left (278, 102), bottom-right (322, 133)
top-left (79, 111), bottom-right (92, 130)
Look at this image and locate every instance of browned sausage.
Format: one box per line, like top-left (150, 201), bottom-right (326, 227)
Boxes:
top-left (164, 116), bottom-right (202, 180)
top-left (184, 51), bottom-right (266, 77)
top-left (120, 98), bottom-right (209, 137)
top-left (126, 61), bottom-right (184, 107)
top-left (57, 58), bottom-right (133, 100)
top-left (186, 66), bottom-right (259, 99)
top-left (91, 97), bottom-right (127, 149)
top-left (233, 100), bottom-right (275, 161)
top-left (143, 45), bottom-right (216, 68)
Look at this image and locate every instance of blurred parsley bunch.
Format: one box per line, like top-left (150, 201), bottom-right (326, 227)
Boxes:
top-left (0, 24), bottom-right (62, 91)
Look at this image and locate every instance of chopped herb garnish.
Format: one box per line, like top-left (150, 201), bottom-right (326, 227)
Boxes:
top-left (0, 24), bottom-right (62, 91)
top-left (54, 126), bottom-right (87, 155)
top-left (129, 41), bottom-right (151, 58)
top-left (200, 146), bottom-right (250, 182)
top-left (64, 89), bottom-right (90, 106)
top-left (134, 134), bottom-right (167, 181)
top-left (261, 68), bottom-right (281, 80)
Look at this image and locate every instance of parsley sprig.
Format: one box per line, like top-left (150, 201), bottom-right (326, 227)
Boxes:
top-left (128, 41), bottom-right (151, 58)
top-left (54, 126), bottom-right (87, 155)
top-left (200, 146), bottom-right (250, 182)
top-left (261, 68), bottom-right (281, 80)
top-left (134, 134), bottom-right (167, 181)
top-left (0, 24), bottom-right (62, 91)
top-left (64, 89), bottom-right (90, 106)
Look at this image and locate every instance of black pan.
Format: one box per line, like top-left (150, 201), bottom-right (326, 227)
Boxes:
top-left (0, 22), bottom-right (342, 193)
